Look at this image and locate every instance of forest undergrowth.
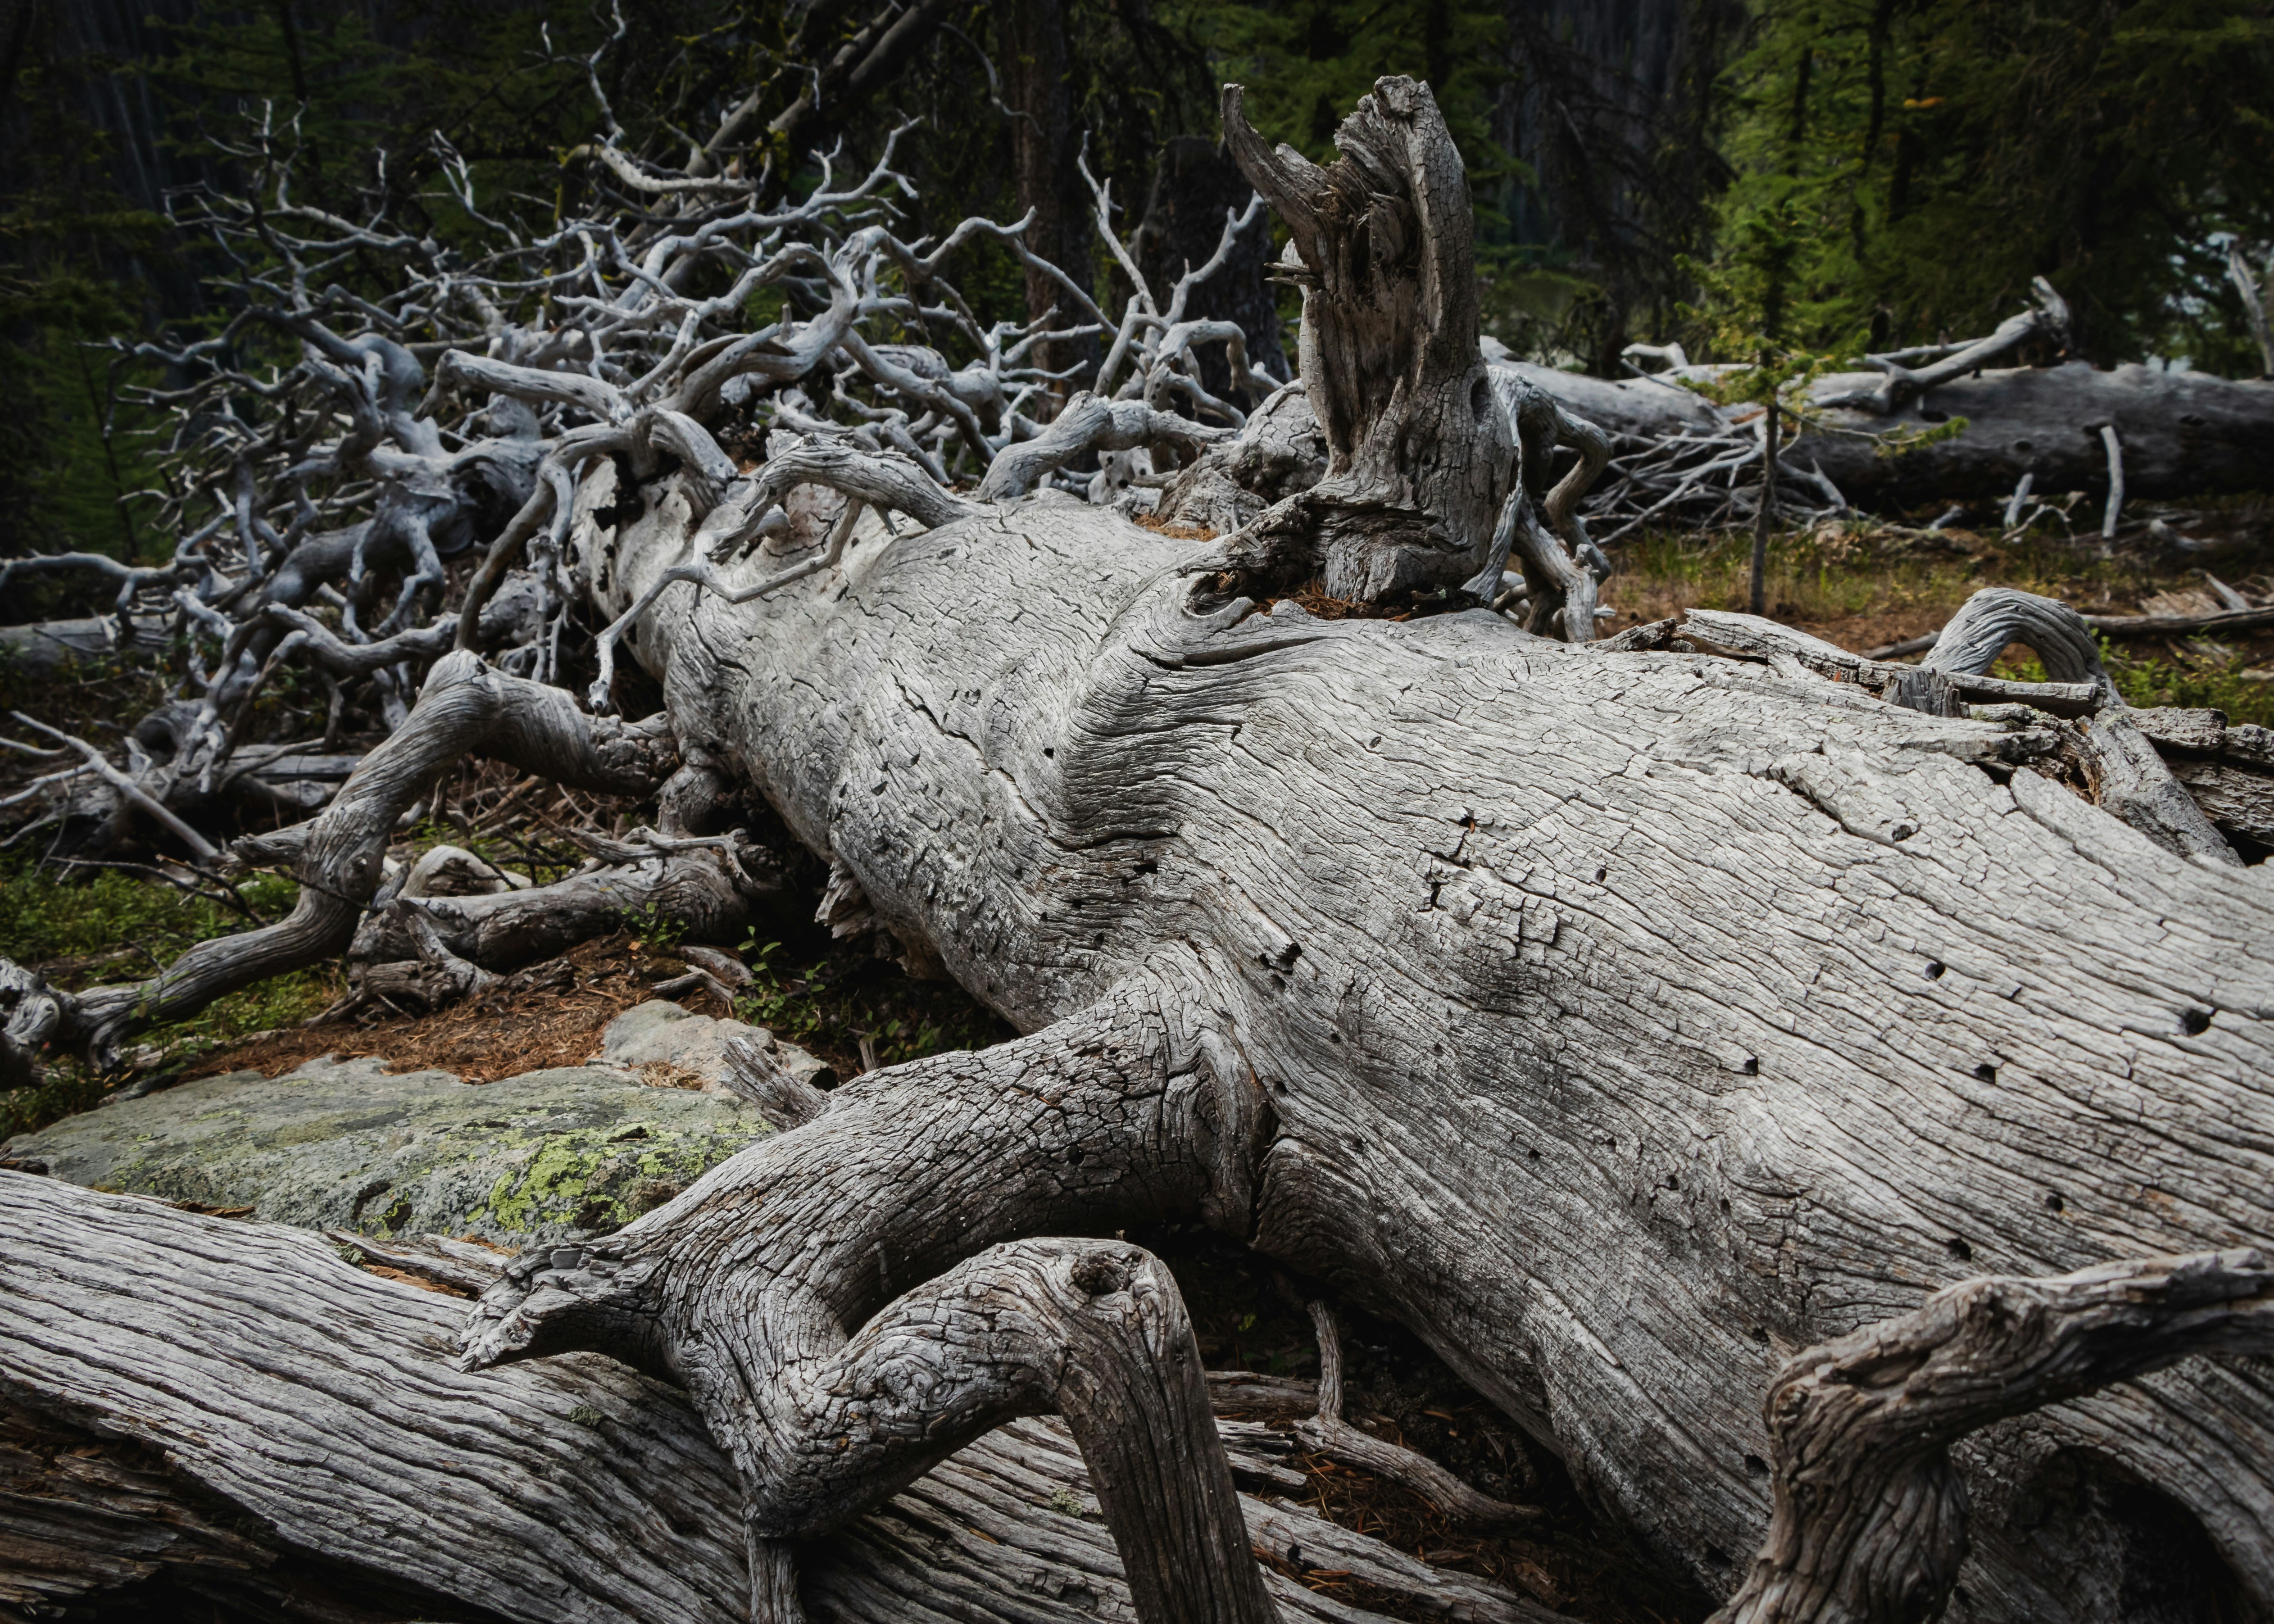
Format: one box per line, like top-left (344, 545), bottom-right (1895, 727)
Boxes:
top-left (1608, 501), bottom-right (2274, 726)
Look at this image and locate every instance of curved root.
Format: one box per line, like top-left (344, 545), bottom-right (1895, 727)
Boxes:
top-left (977, 391), bottom-right (1234, 502)
top-left (1922, 587), bottom-right (2238, 865)
top-left (1717, 1248), bottom-right (2274, 1624)
top-left (0, 650), bottom-right (676, 1072)
top-left (460, 989), bottom-right (1279, 1623)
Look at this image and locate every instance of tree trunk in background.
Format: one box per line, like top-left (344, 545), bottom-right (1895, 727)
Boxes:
top-left (1134, 135), bottom-right (1290, 398)
top-left (0, 0), bottom-right (215, 327)
top-left (1003, 0), bottom-right (1095, 387)
top-left (1498, 0), bottom-right (1740, 372)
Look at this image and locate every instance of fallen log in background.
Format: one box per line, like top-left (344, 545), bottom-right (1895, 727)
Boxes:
top-left (1501, 354), bottom-right (2274, 511)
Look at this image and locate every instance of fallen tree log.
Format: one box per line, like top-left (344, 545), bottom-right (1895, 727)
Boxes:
top-left (5, 73), bottom-right (2272, 1624)
top-left (0, 1172), bottom-right (1562, 1624)
top-left (1499, 350), bottom-right (2274, 518)
top-left (478, 412), bottom-right (2271, 1620)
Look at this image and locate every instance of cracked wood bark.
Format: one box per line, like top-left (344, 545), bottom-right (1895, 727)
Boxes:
top-left (554, 421), bottom-right (2274, 1620)
top-left (1220, 79), bottom-right (1514, 599)
top-left (0, 1174), bottom-right (1554, 1624)
top-left (20, 72), bottom-right (2269, 1624)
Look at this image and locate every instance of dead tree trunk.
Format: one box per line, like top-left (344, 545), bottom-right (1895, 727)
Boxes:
top-left (1221, 82), bottom-right (1515, 599)
top-left (1004, 0), bottom-right (1095, 381)
top-left (457, 393), bottom-right (2272, 1618)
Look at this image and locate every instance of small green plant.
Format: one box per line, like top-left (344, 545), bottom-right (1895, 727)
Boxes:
top-left (625, 903), bottom-right (687, 952)
top-left (0, 1068), bottom-right (110, 1141)
top-left (1871, 417), bottom-right (1973, 458)
top-left (2001, 641), bottom-right (2274, 731)
top-left (730, 932), bottom-right (1009, 1073)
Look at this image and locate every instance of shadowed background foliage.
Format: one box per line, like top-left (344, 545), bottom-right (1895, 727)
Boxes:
top-left (2, 0), bottom-right (2269, 567)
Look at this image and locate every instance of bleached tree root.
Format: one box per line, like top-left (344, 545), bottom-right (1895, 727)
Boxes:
top-left (459, 988), bottom-right (1280, 1621)
top-left (1918, 586), bottom-right (2240, 865)
top-left (350, 829), bottom-right (780, 978)
top-left (0, 649), bottom-right (676, 1074)
top-left (1670, 588), bottom-right (2244, 865)
top-left (976, 392), bottom-right (1234, 501)
top-left (1716, 1249), bottom-right (2274, 1624)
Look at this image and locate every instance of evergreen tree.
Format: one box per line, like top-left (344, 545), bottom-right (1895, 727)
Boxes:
top-left (1700, 0), bottom-right (2274, 370)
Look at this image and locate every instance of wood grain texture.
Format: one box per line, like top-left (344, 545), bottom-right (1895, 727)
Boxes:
top-left (0, 1172), bottom-right (747, 1624)
top-left (584, 440), bottom-right (2274, 1618)
top-left (0, 1173), bottom-right (1547, 1624)
top-left (1220, 77), bottom-right (1514, 599)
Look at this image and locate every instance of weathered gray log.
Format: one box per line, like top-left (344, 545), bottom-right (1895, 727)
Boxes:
top-left (0, 614), bottom-right (172, 671)
top-left (2127, 709), bottom-right (2274, 847)
top-left (0, 1172), bottom-right (1554, 1624)
top-left (455, 412), bottom-right (2274, 1621)
top-left (1511, 355), bottom-right (2274, 504)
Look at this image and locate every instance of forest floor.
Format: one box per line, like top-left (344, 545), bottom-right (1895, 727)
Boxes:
top-left (2, 503), bottom-right (2268, 1623)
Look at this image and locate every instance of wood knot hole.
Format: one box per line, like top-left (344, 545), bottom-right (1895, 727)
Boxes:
top-left (1071, 1254), bottom-right (1132, 1297)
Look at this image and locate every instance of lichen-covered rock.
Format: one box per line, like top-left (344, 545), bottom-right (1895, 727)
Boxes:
top-left (0, 1053), bottom-right (773, 1244)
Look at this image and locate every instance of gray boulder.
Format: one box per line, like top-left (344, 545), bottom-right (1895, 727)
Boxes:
top-left (1, 1052), bottom-right (775, 1245)
top-left (594, 999), bottom-right (835, 1093)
